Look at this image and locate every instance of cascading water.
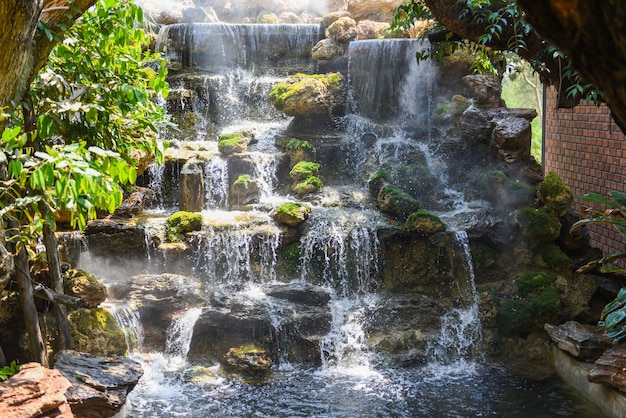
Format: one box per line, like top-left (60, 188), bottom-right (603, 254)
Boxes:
top-left (67, 18), bottom-right (607, 418)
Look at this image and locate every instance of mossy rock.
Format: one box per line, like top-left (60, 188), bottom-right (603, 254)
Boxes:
top-left (377, 184), bottom-right (420, 220)
top-left (533, 243), bottom-right (573, 271)
top-left (166, 211), bottom-right (204, 242)
top-left (537, 171), bottom-right (573, 215)
top-left (269, 72), bottom-right (346, 117)
top-left (217, 131), bottom-right (253, 155)
top-left (293, 176), bottom-right (323, 196)
top-left (68, 308), bottom-right (128, 356)
top-left (283, 243), bottom-right (302, 275)
top-left (282, 138), bottom-right (317, 167)
top-left (63, 269), bottom-right (108, 308)
top-left (289, 161), bottom-right (321, 182)
top-left (516, 206), bottom-right (561, 243)
top-left (496, 297), bottom-right (535, 335)
top-left (368, 169), bottom-right (391, 198)
top-left (405, 210), bottom-right (446, 235)
top-left (272, 202), bottom-right (311, 227)
top-left (221, 343), bottom-right (272, 378)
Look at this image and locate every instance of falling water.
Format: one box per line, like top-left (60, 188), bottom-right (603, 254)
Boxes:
top-left (108, 302), bottom-right (145, 352)
top-left (203, 157), bottom-right (229, 209)
top-left (165, 307), bottom-right (203, 362)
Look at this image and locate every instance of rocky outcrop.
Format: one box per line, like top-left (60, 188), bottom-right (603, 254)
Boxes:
top-left (0, 362), bottom-right (73, 418)
top-left (0, 226), bottom-right (14, 292)
top-left (545, 321), bottom-right (609, 361)
top-left (179, 161), bottom-right (205, 212)
top-left (54, 350), bottom-right (143, 418)
top-left (463, 74), bottom-right (503, 109)
top-left (221, 343), bottom-right (273, 379)
top-left (588, 345), bottom-right (626, 393)
top-left (113, 187), bottom-right (156, 218)
top-left (68, 308), bottom-right (128, 356)
top-left (63, 269), bottom-right (108, 308)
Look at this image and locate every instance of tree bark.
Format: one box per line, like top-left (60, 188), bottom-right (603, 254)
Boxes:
top-left (33, 283), bottom-right (84, 310)
top-left (516, 0), bottom-right (626, 132)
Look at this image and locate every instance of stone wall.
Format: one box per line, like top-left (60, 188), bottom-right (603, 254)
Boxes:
top-left (543, 86), bottom-right (626, 259)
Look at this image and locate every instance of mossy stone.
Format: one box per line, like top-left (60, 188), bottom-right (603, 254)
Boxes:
top-left (289, 161), bottom-right (320, 182)
top-left (166, 211), bottom-right (204, 242)
top-left (218, 132), bottom-right (252, 155)
top-left (293, 176), bottom-right (323, 196)
top-left (377, 184), bottom-right (420, 220)
top-left (537, 171), bottom-right (573, 215)
top-left (516, 206), bottom-right (561, 243)
top-left (68, 308), bottom-right (128, 356)
top-left (405, 210), bottom-right (446, 234)
top-left (273, 202), bottom-right (311, 227)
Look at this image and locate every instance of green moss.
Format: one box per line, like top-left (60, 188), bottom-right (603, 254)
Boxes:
top-left (481, 170), bottom-right (508, 189)
top-left (289, 161), bottom-right (320, 181)
top-left (69, 308), bottom-right (128, 355)
top-left (218, 132), bottom-right (248, 155)
top-left (517, 271), bottom-right (557, 297)
top-left (166, 211), bottom-right (203, 242)
top-left (233, 174), bottom-right (251, 190)
top-left (537, 171), bottom-right (573, 213)
top-left (282, 138), bottom-right (316, 153)
top-left (269, 73), bottom-right (343, 111)
top-left (284, 243), bottom-right (302, 274)
top-left (517, 271), bottom-right (560, 316)
top-left (370, 169), bottom-right (390, 183)
top-left (434, 102), bottom-right (451, 115)
top-left (496, 298), bottom-right (535, 334)
top-left (276, 202), bottom-right (310, 218)
top-left (516, 206), bottom-right (561, 242)
top-left (534, 243), bottom-right (573, 270)
top-left (293, 176), bottom-right (323, 196)
top-left (378, 184), bottom-right (420, 219)
top-left (405, 210), bottom-right (446, 234)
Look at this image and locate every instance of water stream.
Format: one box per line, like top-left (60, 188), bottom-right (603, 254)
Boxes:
top-left (69, 21), bottom-right (609, 418)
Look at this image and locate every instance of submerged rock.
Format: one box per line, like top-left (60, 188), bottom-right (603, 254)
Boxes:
top-left (221, 343), bottom-right (273, 379)
top-left (54, 350), bottom-right (143, 417)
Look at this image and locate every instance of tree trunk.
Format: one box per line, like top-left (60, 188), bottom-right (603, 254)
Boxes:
top-left (42, 221), bottom-right (72, 350)
top-left (12, 239), bottom-right (49, 367)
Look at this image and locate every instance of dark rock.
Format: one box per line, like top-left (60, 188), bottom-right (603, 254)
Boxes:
top-left (544, 321), bottom-right (608, 361)
top-left (84, 218), bottom-right (150, 257)
top-left (490, 117), bottom-right (531, 166)
top-left (462, 74), bottom-right (502, 109)
top-left (113, 187), bottom-right (156, 218)
top-left (180, 160), bottom-right (205, 212)
top-left (54, 350), bottom-right (143, 418)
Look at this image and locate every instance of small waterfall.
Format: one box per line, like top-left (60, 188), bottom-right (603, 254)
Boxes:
top-left (192, 223), bottom-right (280, 284)
top-left (108, 302), bottom-right (145, 353)
top-left (203, 157), bottom-right (229, 209)
top-left (299, 209), bottom-right (381, 296)
top-left (147, 164), bottom-right (166, 210)
top-left (165, 307), bottom-right (203, 362)
top-left (425, 230), bottom-right (483, 375)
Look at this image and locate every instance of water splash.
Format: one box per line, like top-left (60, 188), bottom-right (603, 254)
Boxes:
top-left (107, 302), bottom-right (145, 353)
top-left (165, 307), bottom-right (203, 363)
top-left (203, 157), bottom-right (229, 209)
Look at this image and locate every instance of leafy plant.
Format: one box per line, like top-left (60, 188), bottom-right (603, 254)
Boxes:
top-left (0, 361), bottom-right (20, 382)
top-left (572, 191), bottom-right (626, 342)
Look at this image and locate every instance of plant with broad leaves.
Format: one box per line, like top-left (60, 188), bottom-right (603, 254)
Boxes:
top-left (0, 360), bottom-right (20, 382)
top-left (571, 190), bottom-right (626, 342)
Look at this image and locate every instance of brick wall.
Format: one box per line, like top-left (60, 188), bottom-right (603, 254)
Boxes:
top-left (543, 86), bottom-right (626, 259)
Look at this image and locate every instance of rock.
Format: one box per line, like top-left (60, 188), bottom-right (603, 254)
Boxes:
top-left (113, 187), bottom-right (156, 218)
top-left (405, 210), bottom-right (446, 235)
top-left (0, 362), bottom-right (73, 418)
top-left (462, 74), bottom-right (502, 109)
top-left (179, 161), bottom-right (205, 212)
top-left (272, 202), bottom-right (311, 227)
top-left (69, 308), bottom-right (128, 356)
top-left (312, 38), bottom-right (345, 61)
top-left (490, 117), bottom-right (531, 166)
top-left (376, 184), bottom-right (420, 220)
top-left (347, 0), bottom-right (403, 22)
top-left (230, 175), bottom-right (260, 207)
top-left (221, 343), bottom-right (273, 378)
top-left (588, 345), bottom-right (626, 393)
top-left (356, 20), bottom-right (390, 39)
top-left (537, 171), bottom-right (574, 216)
top-left (54, 350), bottom-right (143, 418)
top-left (325, 16), bottom-right (357, 43)
top-left (516, 206), bottom-right (562, 243)
top-left (84, 218), bottom-right (150, 258)
top-left (165, 211), bottom-right (204, 242)
top-left (63, 268), bottom-right (108, 308)
top-left (217, 131), bottom-right (255, 155)
top-left (544, 321), bottom-right (608, 361)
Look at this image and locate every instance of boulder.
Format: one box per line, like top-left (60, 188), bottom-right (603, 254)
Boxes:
top-left (588, 345), bottom-right (626, 393)
top-left (272, 202), bottom-right (311, 227)
top-left (68, 308), bottom-right (128, 356)
top-left (0, 362), bottom-right (72, 418)
top-left (356, 20), bottom-right (390, 39)
top-left (325, 16), bottom-right (357, 43)
top-left (312, 38), bottom-right (345, 61)
top-left (63, 268), bottom-right (108, 308)
top-left (113, 187), bottom-right (156, 218)
top-left (376, 184), bottom-right (420, 220)
top-left (179, 160), bottom-right (205, 212)
top-left (221, 343), bottom-right (273, 378)
top-left (405, 210), bottom-right (446, 235)
top-left (537, 171), bottom-right (574, 216)
top-left (490, 117), bottom-right (531, 166)
top-left (347, 0), bottom-right (403, 22)
top-left (230, 175), bottom-right (260, 207)
top-left (84, 218), bottom-right (151, 258)
top-left (544, 321), bottom-right (609, 361)
top-left (54, 350), bottom-right (143, 418)
top-left (462, 74), bottom-right (502, 109)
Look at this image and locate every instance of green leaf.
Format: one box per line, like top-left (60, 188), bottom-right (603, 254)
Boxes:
top-left (610, 191), bottom-right (626, 208)
top-left (579, 192), bottom-right (620, 208)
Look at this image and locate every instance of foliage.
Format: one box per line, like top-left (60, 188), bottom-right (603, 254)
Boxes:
top-left (289, 161), bottom-right (320, 182)
top-left (0, 360), bottom-right (20, 382)
top-left (391, 0), bottom-right (602, 103)
top-left (1, 0), bottom-right (169, 241)
top-left (233, 174), bottom-right (251, 189)
top-left (599, 288), bottom-right (626, 343)
top-left (282, 138), bottom-right (315, 154)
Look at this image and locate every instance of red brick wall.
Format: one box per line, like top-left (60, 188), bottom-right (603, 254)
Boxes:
top-left (543, 86), bottom-right (626, 259)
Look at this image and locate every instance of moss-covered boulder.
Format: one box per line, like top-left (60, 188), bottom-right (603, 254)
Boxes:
top-left (368, 169), bottom-right (391, 199)
top-left (376, 184), bottom-right (420, 220)
top-left (68, 308), bottom-right (128, 356)
top-left (217, 131), bottom-right (254, 155)
top-left (289, 161), bottom-right (320, 182)
top-left (533, 243), bottom-right (573, 272)
top-left (282, 138), bottom-right (317, 168)
top-left (220, 343), bottom-right (273, 379)
top-left (63, 269), bottom-right (108, 308)
top-left (405, 210), bottom-right (446, 235)
top-left (480, 170), bottom-right (535, 209)
top-left (516, 206), bottom-right (561, 243)
top-left (269, 73), bottom-right (346, 118)
top-left (165, 211), bottom-right (204, 242)
top-left (293, 176), bottom-right (323, 196)
top-left (272, 202), bottom-right (311, 227)
top-left (537, 171), bottom-right (574, 216)
top-left (230, 174), bottom-right (260, 206)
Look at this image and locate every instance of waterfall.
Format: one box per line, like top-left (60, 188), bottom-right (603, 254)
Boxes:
top-left (203, 157), bottom-right (229, 209)
top-left (299, 209), bottom-right (381, 296)
top-left (108, 302), bottom-right (145, 353)
top-left (425, 230), bottom-right (483, 375)
top-left (165, 307), bottom-right (203, 362)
